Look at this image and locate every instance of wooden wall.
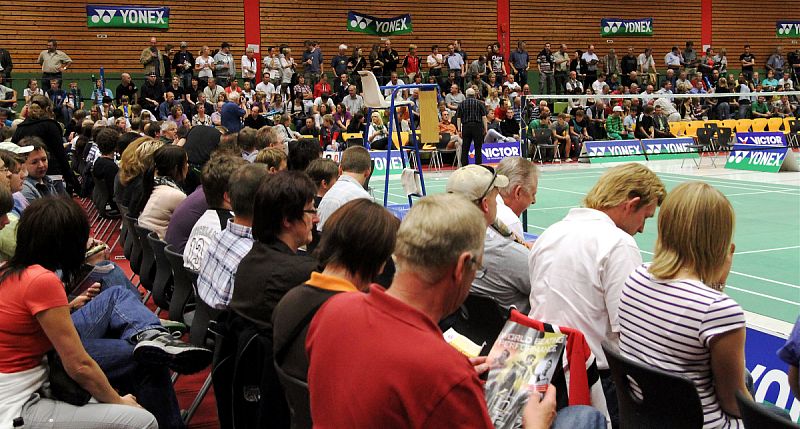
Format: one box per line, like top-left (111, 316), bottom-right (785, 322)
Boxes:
top-left (3, 0), bottom-right (793, 76)
top-left (4, 0), bottom-right (245, 75)
top-left (509, 0), bottom-right (702, 68)
top-left (259, 0), bottom-right (497, 70)
top-left (712, 2), bottom-right (797, 70)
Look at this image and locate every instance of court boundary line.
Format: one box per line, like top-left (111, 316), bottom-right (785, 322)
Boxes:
top-left (736, 246), bottom-right (800, 255)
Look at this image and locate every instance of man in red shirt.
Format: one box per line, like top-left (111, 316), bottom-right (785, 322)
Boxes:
top-left (306, 193), bottom-right (558, 429)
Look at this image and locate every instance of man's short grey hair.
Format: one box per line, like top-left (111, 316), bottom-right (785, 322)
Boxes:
top-left (160, 121), bottom-right (177, 132)
top-left (393, 194), bottom-right (485, 282)
top-left (228, 91), bottom-right (240, 102)
top-left (496, 157), bottom-right (539, 196)
top-left (246, 47), bottom-right (255, 54)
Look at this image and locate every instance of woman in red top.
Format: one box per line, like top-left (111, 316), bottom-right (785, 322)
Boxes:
top-left (0, 197), bottom-right (156, 428)
top-left (402, 44), bottom-right (421, 81)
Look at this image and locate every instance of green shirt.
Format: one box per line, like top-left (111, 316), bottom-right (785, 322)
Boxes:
top-left (606, 114), bottom-right (624, 134)
top-left (528, 119), bottom-right (548, 129)
top-left (752, 101), bottom-right (769, 114)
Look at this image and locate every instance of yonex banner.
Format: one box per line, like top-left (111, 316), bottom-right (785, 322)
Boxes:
top-left (776, 21), bottom-right (800, 38)
top-left (601, 18), bottom-right (653, 37)
top-left (87, 5), bottom-right (169, 29)
top-left (725, 145), bottom-right (792, 173)
top-left (468, 141), bottom-right (522, 165)
top-left (347, 11), bottom-right (413, 36)
top-left (735, 131), bottom-right (788, 147)
top-left (323, 150), bottom-right (408, 176)
top-left (641, 137), bottom-right (700, 160)
top-left (745, 327), bottom-right (799, 421)
top-left (584, 140), bottom-right (647, 163)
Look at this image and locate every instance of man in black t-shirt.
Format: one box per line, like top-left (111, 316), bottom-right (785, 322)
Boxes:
top-left (92, 128), bottom-right (120, 213)
top-left (380, 40), bottom-right (399, 84)
top-left (620, 47), bottom-right (638, 88)
top-left (115, 72), bottom-right (138, 105)
top-left (739, 45), bottom-right (756, 83)
top-left (634, 105), bottom-right (655, 139)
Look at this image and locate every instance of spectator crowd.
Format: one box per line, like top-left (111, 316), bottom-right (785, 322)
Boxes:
top-left (0, 35), bottom-right (797, 429)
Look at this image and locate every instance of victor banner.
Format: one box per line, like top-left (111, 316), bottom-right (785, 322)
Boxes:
top-left (347, 11), bottom-right (413, 36)
top-left (87, 5), bottom-right (169, 29)
top-left (601, 18), bottom-right (653, 37)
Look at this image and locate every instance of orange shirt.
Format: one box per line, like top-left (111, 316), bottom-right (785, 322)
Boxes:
top-left (439, 121), bottom-right (457, 134)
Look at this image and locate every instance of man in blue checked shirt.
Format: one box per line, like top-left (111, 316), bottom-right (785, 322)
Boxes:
top-left (196, 164), bottom-right (267, 309)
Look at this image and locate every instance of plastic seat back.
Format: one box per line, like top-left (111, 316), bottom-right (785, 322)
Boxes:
top-left (602, 340), bottom-right (704, 429)
top-left (147, 232), bottom-right (173, 310)
top-left (164, 244), bottom-right (197, 325)
top-left (735, 391), bottom-right (800, 429)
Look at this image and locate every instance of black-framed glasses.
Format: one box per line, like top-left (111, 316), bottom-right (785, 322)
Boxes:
top-left (475, 165), bottom-right (497, 202)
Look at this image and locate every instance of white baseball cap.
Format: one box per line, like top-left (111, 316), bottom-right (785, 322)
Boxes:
top-left (0, 141), bottom-right (34, 154)
top-left (446, 165), bottom-right (509, 201)
top-left (613, 105), bottom-right (624, 112)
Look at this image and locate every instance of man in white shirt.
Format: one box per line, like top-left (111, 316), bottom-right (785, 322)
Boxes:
top-left (528, 163), bottom-right (665, 427)
top-left (446, 164), bottom-right (531, 313)
top-left (637, 47), bottom-right (657, 86)
top-left (255, 74), bottom-right (277, 105)
top-left (317, 146), bottom-right (372, 232)
top-left (383, 72), bottom-right (406, 97)
top-left (495, 157), bottom-right (538, 240)
top-left (581, 45), bottom-right (600, 85)
top-left (664, 46), bottom-right (683, 71)
top-left (241, 47), bottom-right (258, 88)
top-left (591, 73), bottom-right (607, 95)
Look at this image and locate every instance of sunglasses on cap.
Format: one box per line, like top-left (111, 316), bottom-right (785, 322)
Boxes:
top-left (476, 164), bottom-right (497, 202)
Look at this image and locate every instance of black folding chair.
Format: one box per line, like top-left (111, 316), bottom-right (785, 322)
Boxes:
top-left (683, 127), bottom-right (717, 168)
top-left (133, 223), bottom-right (157, 303)
top-left (602, 340), bottom-right (704, 429)
top-left (439, 293), bottom-right (508, 356)
top-left (735, 390), bottom-right (800, 429)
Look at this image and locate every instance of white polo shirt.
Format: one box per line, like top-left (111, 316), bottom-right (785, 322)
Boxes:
top-left (317, 175), bottom-right (370, 232)
top-left (528, 207), bottom-right (642, 369)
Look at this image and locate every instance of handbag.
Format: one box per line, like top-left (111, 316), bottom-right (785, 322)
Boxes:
top-left (46, 350), bottom-right (91, 406)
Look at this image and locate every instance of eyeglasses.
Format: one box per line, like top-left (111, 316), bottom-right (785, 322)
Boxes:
top-left (0, 167), bottom-right (8, 173)
top-left (475, 165), bottom-right (497, 202)
top-left (470, 256), bottom-right (487, 280)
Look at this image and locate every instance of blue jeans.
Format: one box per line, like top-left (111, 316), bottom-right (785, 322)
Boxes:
top-left (554, 405), bottom-right (608, 429)
top-left (95, 260), bottom-right (139, 295)
top-left (71, 285), bottom-right (185, 429)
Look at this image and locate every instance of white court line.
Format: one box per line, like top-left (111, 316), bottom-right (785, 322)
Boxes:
top-left (745, 311), bottom-right (794, 337)
top-left (725, 285), bottom-right (800, 306)
top-left (535, 186), bottom-right (587, 196)
top-left (527, 205), bottom-right (578, 212)
top-left (656, 173), bottom-right (800, 192)
top-left (728, 270), bottom-right (800, 290)
top-left (725, 190), bottom-right (800, 197)
top-left (657, 177), bottom-right (800, 194)
top-left (736, 246), bottom-right (800, 255)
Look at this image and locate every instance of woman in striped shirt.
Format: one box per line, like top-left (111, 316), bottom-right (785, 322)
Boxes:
top-left (619, 181), bottom-right (749, 429)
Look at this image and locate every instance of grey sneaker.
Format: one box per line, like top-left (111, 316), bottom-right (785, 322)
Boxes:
top-left (133, 332), bottom-right (212, 374)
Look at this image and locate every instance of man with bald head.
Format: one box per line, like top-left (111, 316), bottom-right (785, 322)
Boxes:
top-left (140, 36), bottom-right (165, 81)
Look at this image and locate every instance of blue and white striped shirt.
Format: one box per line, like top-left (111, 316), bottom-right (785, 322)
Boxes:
top-left (196, 219), bottom-right (254, 309)
top-left (619, 264), bottom-right (745, 429)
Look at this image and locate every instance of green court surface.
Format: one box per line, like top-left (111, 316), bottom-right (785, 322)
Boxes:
top-left (372, 166), bottom-right (800, 327)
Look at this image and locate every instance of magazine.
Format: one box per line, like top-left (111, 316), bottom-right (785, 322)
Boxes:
top-left (484, 319), bottom-right (566, 429)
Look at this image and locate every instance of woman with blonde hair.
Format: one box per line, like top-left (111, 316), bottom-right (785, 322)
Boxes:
top-left (367, 111), bottom-right (389, 150)
top-left (619, 181), bottom-right (749, 428)
top-left (113, 137), bottom-right (165, 213)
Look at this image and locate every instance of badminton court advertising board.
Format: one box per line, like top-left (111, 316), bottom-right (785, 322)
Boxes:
top-left (584, 140), bottom-right (647, 163)
top-left (641, 137), bottom-right (700, 160)
top-left (725, 131), bottom-right (800, 173)
top-left (468, 141), bottom-right (523, 164)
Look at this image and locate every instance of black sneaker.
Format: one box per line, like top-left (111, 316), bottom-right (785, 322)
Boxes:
top-left (133, 332), bottom-right (212, 374)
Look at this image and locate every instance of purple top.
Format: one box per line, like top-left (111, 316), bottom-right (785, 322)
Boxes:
top-left (164, 186), bottom-right (208, 252)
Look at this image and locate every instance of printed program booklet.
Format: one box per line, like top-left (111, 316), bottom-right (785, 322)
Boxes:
top-left (484, 320), bottom-right (566, 429)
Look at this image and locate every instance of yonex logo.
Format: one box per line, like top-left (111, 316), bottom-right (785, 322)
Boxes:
top-left (646, 144), bottom-right (662, 154)
top-left (728, 151), bottom-right (747, 164)
top-left (603, 21), bottom-right (622, 33)
top-left (589, 147), bottom-right (606, 157)
top-left (349, 15), bottom-right (373, 30)
top-left (90, 9), bottom-right (117, 24)
top-left (777, 23), bottom-right (800, 36)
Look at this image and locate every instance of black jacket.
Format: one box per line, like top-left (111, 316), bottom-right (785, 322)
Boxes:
top-left (12, 117), bottom-right (78, 190)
